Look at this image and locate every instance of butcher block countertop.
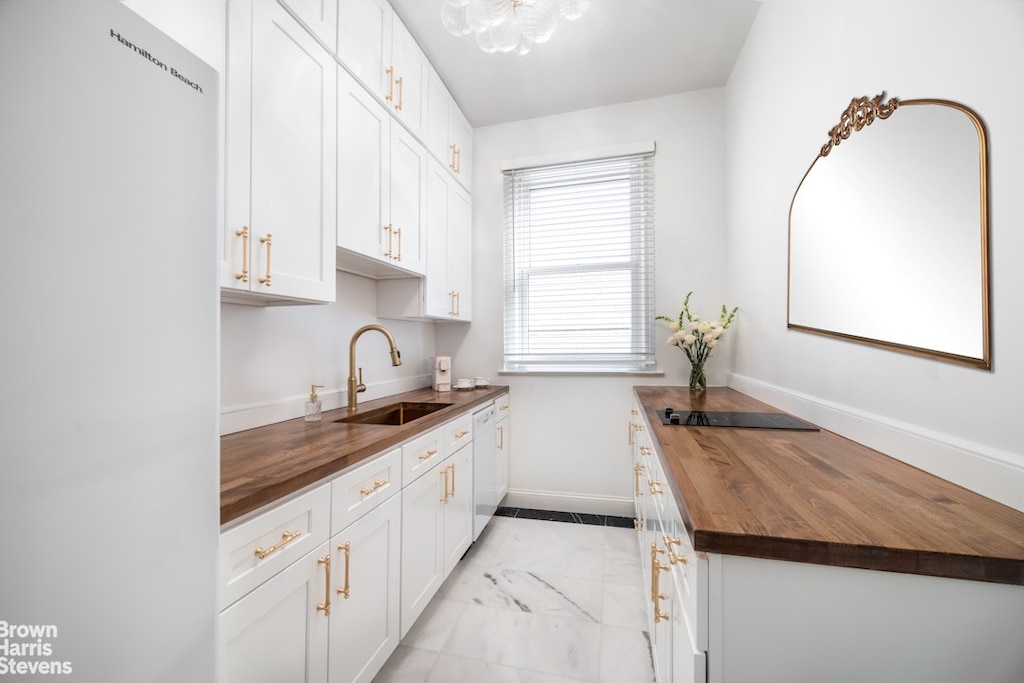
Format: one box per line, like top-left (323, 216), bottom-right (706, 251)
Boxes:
top-left (634, 386), bottom-right (1024, 585)
top-left (221, 386), bottom-right (507, 525)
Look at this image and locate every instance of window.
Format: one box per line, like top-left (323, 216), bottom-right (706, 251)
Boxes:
top-left (502, 150), bottom-right (656, 373)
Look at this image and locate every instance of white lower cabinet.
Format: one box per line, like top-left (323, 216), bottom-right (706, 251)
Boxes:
top-left (327, 494), bottom-right (401, 683)
top-left (220, 541), bottom-right (331, 683)
top-left (496, 393), bottom-right (510, 501)
top-left (400, 418), bottom-right (474, 636)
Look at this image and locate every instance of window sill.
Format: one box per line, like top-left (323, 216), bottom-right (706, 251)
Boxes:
top-left (498, 369), bottom-right (665, 377)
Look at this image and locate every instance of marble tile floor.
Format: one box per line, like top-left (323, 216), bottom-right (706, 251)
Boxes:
top-left (373, 510), bottom-right (655, 683)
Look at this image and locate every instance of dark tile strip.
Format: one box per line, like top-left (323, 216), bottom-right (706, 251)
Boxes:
top-left (496, 507), bottom-right (634, 529)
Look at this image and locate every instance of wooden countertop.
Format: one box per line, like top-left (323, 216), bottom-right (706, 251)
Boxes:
top-left (634, 386), bottom-right (1024, 585)
top-left (221, 386), bottom-right (508, 525)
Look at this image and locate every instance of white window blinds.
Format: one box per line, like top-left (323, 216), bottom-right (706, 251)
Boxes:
top-left (503, 151), bottom-right (656, 372)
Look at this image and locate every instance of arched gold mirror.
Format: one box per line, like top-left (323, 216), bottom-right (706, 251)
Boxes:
top-left (788, 93), bottom-right (991, 369)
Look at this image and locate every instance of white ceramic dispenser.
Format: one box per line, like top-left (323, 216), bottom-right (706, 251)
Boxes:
top-left (433, 356), bottom-right (451, 392)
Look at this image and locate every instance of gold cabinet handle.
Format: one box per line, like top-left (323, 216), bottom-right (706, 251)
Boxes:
top-left (448, 290), bottom-right (456, 316)
top-left (385, 66), bottom-right (394, 103)
top-left (254, 530), bottom-right (301, 560)
top-left (384, 223), bottom-right (394, 259)
top-left (418, 447), bottom-right (438, 461)
top-left (316, 554), bottom-right (331, 616)
top-left (394, 227), bottom-right (402, 261)
top-left (454, 291), bottom-right (460, 316)
top-left (440, 466), bottom-right (449, 503)
top-left (497, 425), bottom-right (504, 450)
top-left (628, 420), bottom-right (634, 446)
top-left (651, 543), bottom-right (669, 623)
top-left (234, 225), bottom-right (249, 282)
top-left (455, 146), bottom-right (461, 174)
top-left (634, 463), bottom-right (645, 497)
top-left (449, 143), bottom-right (457, 171)
top-left (258, 233), bottom-right (272, 286)
top-left (499, 403), bottom-right (509, 412)
top-left (360, 479), bottom-right (387, 496)
top-left (664, 534), bottom-right (687, 565)
top-left (649, 480), bottom-right (663, 496)
top-left (640, 446), bottom-right (652, 456)
top-left (395, 76), bottom-right (403, 111)
top-left (448, 463), bottom-right (456, 498)
top-left (336, 542), bottom-right (351, 599)
top-left (634, 518), bottom-right (643, 533)
top-left (454, 429), bottom-right (469, 439)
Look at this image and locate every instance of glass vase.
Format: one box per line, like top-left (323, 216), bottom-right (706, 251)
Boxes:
top-left (689, 362), bottom-right (707, 409)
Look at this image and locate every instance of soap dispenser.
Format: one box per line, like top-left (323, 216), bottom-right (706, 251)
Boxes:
top-left (305, 384), bottom-right (324, 422)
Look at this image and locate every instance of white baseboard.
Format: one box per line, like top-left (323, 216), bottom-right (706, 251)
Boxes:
top-left (729, 373), bottom-right (1024, 513)
top-left (501, 489), bottom-right (634, 518)
top-left (221, 374), bottom-right (433, 435)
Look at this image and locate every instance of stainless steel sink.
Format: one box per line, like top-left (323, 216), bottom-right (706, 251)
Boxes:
top-left (335, 401), bottom-right (452, 426)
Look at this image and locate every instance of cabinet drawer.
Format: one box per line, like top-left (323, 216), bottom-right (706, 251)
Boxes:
top-left (331, 447), bottom-right (401, 532)
top-left (402, 426), bottom-right (444, 485)
top-left (442, 412), bottom-right (473, 455)
top-left (495, 392), bottom-right (510, 415)
top-left (219, 483), bottom-right (331, 610)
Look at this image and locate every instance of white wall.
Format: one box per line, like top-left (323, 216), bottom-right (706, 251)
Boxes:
top-left (726, 0), bottom-right (1024, 510)
top-left (438, 90), bottom-right (732, 515)
top-left (221, 272), bottom-right (437, 433)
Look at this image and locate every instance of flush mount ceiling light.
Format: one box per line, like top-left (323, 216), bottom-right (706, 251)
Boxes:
top-left (441, 0), bottom-right (590, 55)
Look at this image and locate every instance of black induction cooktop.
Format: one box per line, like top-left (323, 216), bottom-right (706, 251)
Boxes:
top-left (656, 409), bottom-right (819, 431)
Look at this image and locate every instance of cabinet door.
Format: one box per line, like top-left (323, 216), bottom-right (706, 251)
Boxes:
top-left (442, 445), bottom-right (474, 576)
top-left (389, 124), bottom-right (427, 275)
top-left (446, 181), bottom-right (472, 319)
top-left (388, 13), bottom-right (428, 138)
top-left (423, 159), bottom-right (453, 317)
top-left (496, 415), bottom-right (509, 501)
top-left (328, 495), bottom-right (402, 683)
top-left (400, 461), bottom-right (445, 637)
top-left (336, 0), bottom-right (391, 100)
top-left (337, 66), bottom-right (391, 261)
top-left (220, 543), bottom-right (330, 683)
top-left (280, 0), bottom-right (337, 49)
top-left (224, 0), bottom-right (337, 303)
top-left (671, 568), bottom-right (707, 683)
top-left (448, 105), bottom-right (472, 190)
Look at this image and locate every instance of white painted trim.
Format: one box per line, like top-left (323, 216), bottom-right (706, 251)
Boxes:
top-left (220, 374), bottom-right (433, 435)
top-left (500, 140), bottom-right (656, 171)
top-left (501, 488), bottom-right (634, 518)
top-left (729, 373), bottom-right (1024, 512)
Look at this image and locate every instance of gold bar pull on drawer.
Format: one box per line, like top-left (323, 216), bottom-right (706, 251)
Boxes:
top-left (664, 534), bottom-right (687, 565)
top-left (418, 448), bottom-right (438, 461)
top-left (360, 479), bottom-right (388, 496)
top-left (316, 554), bottom-right (331, 616)
top-left (337, 542), bottom-right (351, 600)
top-left (254, 530), bottom-right (301, 560)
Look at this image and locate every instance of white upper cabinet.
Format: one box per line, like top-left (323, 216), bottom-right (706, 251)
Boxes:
top-left (337, 66), bottom-right (426, 278)
top-left (223, 0), bottom-right (337, 304)
top-left (337, 0), bottom-right (428, 138)
top-left (426, 67), bottom-right (472, 191)
top-left (279, 0), bottom-right (337, 50)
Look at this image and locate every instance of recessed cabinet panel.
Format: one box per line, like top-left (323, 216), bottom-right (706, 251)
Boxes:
top-left (336, 0), bottom-right (392, 101)
top-left (279, 0), bottom-right (337, 49)
top-left (337, 68), bottom-right (391, 262)
top-left (388, 124), bottom-right (427, 274)
top-left (388, 14), bottom-right (427, 138)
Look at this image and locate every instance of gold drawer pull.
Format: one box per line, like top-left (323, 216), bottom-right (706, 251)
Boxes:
top-left (664, 534), bottom-right (688, 565)
top-left (440, 466), bottom-right (450, 503)
top-left (454, 429), bottom-right (469, 439)
top-left (500, 403), bottom-right (509, 411)
top-left (360, 479), bottom-right (387, 496)
top-left (316, 554), bottom-right (331, 616)
top-left (651, 543), bottom-right (669, 623)
top-left (395, 75), bottom-right (403, 111)
top-left (254, 530), bottom-right (301, 560)
top-left (649, 480), bottom-right (664, 496)
top-left (634, 463), bottom-right (645, 497)
top-left (418, 448), bottom-right (438, 461)
top-left (385, 66), bottom-right (394, 103)
top-left (258, 233), bottom-right (272, 286)
top-left (234, 225), bottom-right (249, 282)
top-left (634, 518), bottom-right (643, 533)
top-left (448, 463), bottom-right (456, 498)
top-left (336, 542), bottom-right (351, 599)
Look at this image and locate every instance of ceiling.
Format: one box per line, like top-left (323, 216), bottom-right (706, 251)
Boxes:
top-left (387, 0), bottom-right (762, 128)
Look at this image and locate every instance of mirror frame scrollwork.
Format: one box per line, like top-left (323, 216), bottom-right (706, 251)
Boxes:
top-left (787, 92), bottom-right (992, 370)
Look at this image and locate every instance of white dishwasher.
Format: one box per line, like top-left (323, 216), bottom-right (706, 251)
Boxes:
top-left (472, 401), bottom-right (497, 540)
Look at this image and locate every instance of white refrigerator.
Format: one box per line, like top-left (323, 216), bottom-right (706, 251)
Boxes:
top-left (0, 1), bottom-right (219, 680)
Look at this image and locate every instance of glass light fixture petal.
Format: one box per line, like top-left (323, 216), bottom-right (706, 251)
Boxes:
top-left (440, 3), bottom-right (473, 35)
top-left (558, 0), bottom-right (589, 21)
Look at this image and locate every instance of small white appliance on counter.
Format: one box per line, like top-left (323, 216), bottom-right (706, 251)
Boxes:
top-left (473, 401), bottom-right (498, 540)
top-left (433, 355), bottom-right (451, 391)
